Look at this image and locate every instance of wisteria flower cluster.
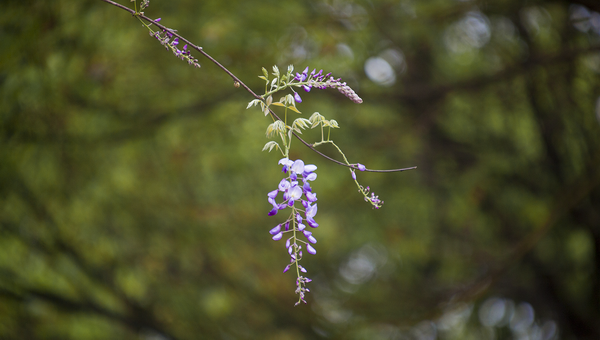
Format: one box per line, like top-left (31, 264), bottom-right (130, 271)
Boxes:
top-left (252, 65), bottom-right (362, 108)
top-left (131, 0), bottom-right (201, 68)
top-left (291, 66), bottom-right (363, 104)
top-left (267, 158), bottom-right (319, 305)
top-left (149, 29), bottom-right (201, 68)
top-left (248, 65), bottom-right (386, 304)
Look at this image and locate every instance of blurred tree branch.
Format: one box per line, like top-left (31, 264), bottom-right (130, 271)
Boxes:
top-left (390, 45), bottom-right (600, 103)
top-left (2, 91), bottom-right (237, 146)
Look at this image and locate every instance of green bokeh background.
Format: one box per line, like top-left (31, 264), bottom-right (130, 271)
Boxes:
top-left (1, 0), bottom-right (600, 339)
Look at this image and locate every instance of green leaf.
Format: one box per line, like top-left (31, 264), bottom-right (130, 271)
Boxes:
top-left (286, 94), bottom-right (294, 105)
top-left (265, 120), bottom-right (286, 137)
top-left (262, 141), bottom-right (281, 152)
top-left (260, 102), bottom-right (270, 116)
top-left (309, 112), bottom-right (324, 127)
top-left (246, 99), bottom-right (261, 109)
top-left (292, 118), bottom-right (311, 130)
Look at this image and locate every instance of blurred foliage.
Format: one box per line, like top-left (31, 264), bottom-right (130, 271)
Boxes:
top-left (1, 0), bottom-right (600, 339)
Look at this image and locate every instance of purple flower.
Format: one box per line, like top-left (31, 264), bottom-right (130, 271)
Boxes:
top-left (292, 67), bottom-right (363, 103)
top-left (294, 92), bottom-right (302, 103)
top-left (304, 172), bottom-right (317, 182)
top-left (302, 181), bottom-right (312, 193)
top-left (269, 225), bottom-right (281, 235)
top-left (279, 158), bottom-right (293, 173)
top-left (357, 163), bottom-right (366, 171)
top-left (305, 191), bottom-right (317, 202)
top-left (150, 24), bottom-right (202, 68)
top-left (306, 203), bottom-right (317, 219)
top-left (291, 159), bottom-right (305, 174)
top-left (303, 230), bottom-right (317, 244)
top-left (304, 164), bottom-right (317, 173)
top-left (267, 157), bottom-right (321, 304)
top-left (288, 185), bottom-right (302, 205)
top-left (278, 179), bottom-right (290, 192)
top-left (295, 67), bottom-right (309, 81)
top-left (305, 203), bottom-right (318, 228)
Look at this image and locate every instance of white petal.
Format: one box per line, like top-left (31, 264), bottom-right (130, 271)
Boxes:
top-left (291, 159), bottom-right (305, 174)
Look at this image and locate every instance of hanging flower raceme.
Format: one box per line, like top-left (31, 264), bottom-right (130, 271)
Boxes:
top-left (249, 64), bottom-right (404, 305)
top-left (267, 158), bottom-right (319, 305)
top-left (143, 18), bottom-right (201, 68)
top-left (291, 66), bottom-right (363, 104)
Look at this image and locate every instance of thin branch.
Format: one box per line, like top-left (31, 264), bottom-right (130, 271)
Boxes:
top-left (98, 0), bottom-right (416, 173)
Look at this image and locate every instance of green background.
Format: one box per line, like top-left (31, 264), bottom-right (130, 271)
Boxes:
top-left (1, 0), bottom-right (600, 339)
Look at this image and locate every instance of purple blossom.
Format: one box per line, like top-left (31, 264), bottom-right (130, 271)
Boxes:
top-left (295, 67), bottom-right (309, 81)
top-left (150, 26), bottom-right (201, 68)
top-left (267, 157), bottom-right (321, 304)
top-left (269, 225), bottom-right (281, 235)
top-left (292, 67), bottom-right (363, 104)
top-left (303, 230), bottom-right (317, 244)
top-left (278, 179), bottom-right (290, 192)
top-left (306, 203), bottom-right (317, 219)
top-left (291, 159), bottom-right (305, 173)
